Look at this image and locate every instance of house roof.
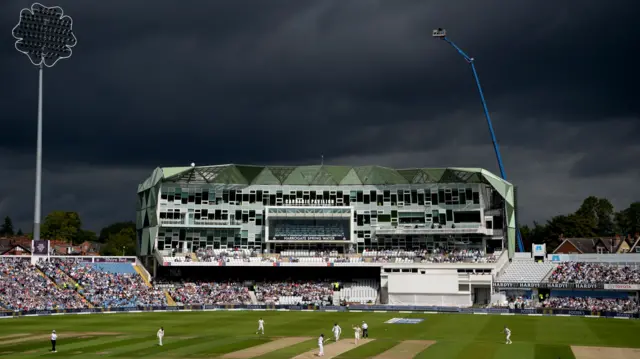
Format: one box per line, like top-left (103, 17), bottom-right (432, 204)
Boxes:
top-left (553, 236), bottom-right (634, 254)
top-left (0, 244), bottom-right (31, 255)
top-left (138, 165), bottom-right (512, 192)
top-left (553, 237), bottom-right (598, 254)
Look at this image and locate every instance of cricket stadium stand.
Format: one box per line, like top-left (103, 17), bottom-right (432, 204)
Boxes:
top-left (135, 164), bottom-right (517, 307)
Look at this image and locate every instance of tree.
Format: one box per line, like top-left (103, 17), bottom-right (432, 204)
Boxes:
top-left (100, 228), bottom-right (136, 256)
top-left (16, 228), bottom-right (23, 236)
top-left (0, 216), bottom-right (14, 236)
top-left (75, 229), bottom-right (98, 245)
top-left (615, 202), bottom-right (640, 235)
top-left (40, 211), bottom-right (82, 243)
top-left (519, 221), bottom-right (550, 245)
top-left (574, 196), bottom-right (615, 236)
top-left (98, 221), bottom-right (135, 243)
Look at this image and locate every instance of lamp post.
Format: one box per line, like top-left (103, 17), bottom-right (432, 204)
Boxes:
top-left (12, 3), bottom-right (77, 242)
top-left (433, 28), bottom-right (524, 252)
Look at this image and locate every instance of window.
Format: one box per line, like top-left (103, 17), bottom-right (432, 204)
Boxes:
top-left (363, 194), bottom-right (370, 204)
top-left (356, 191), bottom-right (363, 202)
top-left (472, 192), bottom-right (480, 204)
top-left (446, 210), bottom-right (453, 222)
top-left (453, 211), bottom-right (481, 223)
top-left (597, 246), bottom-right (605, 254)
top-left (465, 188), bottom-right (473, 199)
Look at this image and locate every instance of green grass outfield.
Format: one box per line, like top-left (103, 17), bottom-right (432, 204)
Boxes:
top-left (0, 311), bottom-right (639, 358)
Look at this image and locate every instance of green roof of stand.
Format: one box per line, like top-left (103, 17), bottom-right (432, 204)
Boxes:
top-left (138, 164), bottom-right (511, 193)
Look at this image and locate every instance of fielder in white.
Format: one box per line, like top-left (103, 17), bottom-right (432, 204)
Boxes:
top-left (503, 326), bottom-right (512, 344)
top-left (352, 325), bottom-right (361, 345)
top-left (157, 327), bottom-right (164, 346)
top-left (317, 334), bottom-right (326, 356)
top-left (256, 318), bottom-right (265, 335)
top-left (332, 323), bottom-right (342, 342)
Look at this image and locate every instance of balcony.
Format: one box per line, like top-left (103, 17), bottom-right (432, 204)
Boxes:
top-left (159, 218), bottom-right (243, 227)
top-left (373, 224), bottom-right (484, 235)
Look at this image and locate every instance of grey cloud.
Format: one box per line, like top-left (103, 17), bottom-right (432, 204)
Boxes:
top-left (0, 0), bottom-right (638, 231)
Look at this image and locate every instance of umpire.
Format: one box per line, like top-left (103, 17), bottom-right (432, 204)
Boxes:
top-left (361, 321), bottom-right (368, 338)
top-left (50, 330), bottom-right (57, 353)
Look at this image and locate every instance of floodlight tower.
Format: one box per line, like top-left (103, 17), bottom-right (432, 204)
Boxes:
top-left (12, 3), bottom-right (77, 242)
top-left (432, 28), bottom-right (524, 252)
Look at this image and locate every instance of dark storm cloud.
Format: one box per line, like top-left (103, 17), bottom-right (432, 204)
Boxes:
top-left (0, 0), bottom-right (638, 231)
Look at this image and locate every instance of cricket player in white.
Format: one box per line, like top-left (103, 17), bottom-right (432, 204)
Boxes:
top-left (332, 323), bottom-right (342, 342)
top-left (157, 327), bottom-right (164, 346)
top-left (504, 326), bottom-right (512, 344)
top-left (257, 318), bottom-right (265, 335)
top-left (50, 330), bottom-right (57, 353)
top-left (317, 334), bottom-right (326, 356)
top-left (352, 325), bottom-right (361, 345)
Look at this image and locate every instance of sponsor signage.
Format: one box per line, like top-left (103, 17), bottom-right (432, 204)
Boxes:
top-left (273, 236), bottom-right (345, 241)
top-left (604, 284), bottom-right (640, 291)
top-left (493, 282), bottom-right (603, 289)
top-left (31, 240), bottom-right (49, 256)
top-left (284, 199), bottom-right (336, 205)
top-left (94, 257), bottom-right (136, 263)
top-left (532, 244), bottom-right (546, 256)
top-left (385, 318), bottom-right (425, 324)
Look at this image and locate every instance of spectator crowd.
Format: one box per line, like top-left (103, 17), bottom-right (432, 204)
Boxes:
top-left (0, 258), bottom-right (86, 311)
top-left (364, 248), bottom-right (497, 264)
top-left (549, 262), bottom-right (640, 284)
top-left (50, 258), bottom-right (167, 308)
top-left (255, 281), bottom-right (333, 305)
top-left (542, 297), bottom-right (638, 313)
top-left (168, 281), bottom-right (252, 305)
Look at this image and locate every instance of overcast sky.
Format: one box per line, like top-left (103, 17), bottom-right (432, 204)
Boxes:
top-left (1, 0), bottom-right (638, 232)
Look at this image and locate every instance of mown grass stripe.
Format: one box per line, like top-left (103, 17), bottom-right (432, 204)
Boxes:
top-left (49, 336), bottom-right (142, 357)
top-left (107, 336), bottom-right (210, 357)
top-left (35, 337), bottom-right (124, 357)
top-left (252, 338), bottom-right (317, 359)
top-left (0, 336), bottom-right (101, 355)
top-left (336, 340), bottom-right (398, 359)
top-left (163, 336), bottom-right (265, 357)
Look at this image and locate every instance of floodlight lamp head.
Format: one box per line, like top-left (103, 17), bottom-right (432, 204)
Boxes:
top-left (191, 162), bottom-right (195, 167)
top-left (12, 3), bottom-right (77, 67)
top-left (432, 28), bottom-right (446, 38)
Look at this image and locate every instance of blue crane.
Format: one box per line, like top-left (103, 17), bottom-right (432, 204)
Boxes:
top-left (432, 28), bottom-right (525, 252)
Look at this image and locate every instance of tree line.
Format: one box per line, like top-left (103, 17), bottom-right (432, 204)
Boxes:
top-left (1, 196), bottom-right (639, 253)
top-left (520, 196), bottom-right (640, 248)
top-left (0, 212), bottom-right (136, 256)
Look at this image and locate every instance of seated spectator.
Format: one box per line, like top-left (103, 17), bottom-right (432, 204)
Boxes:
top-left (0, 258), bottom-right (86, 311)
top-left (543, 296), bottom-right (638, 313)
top-left (52, 258), bottom-right (166, 308)
top-left (255, 281), bottom-right (333, 306)
top-left (168, 281), bottom-right (251, 305)
top-left (549, 262), bottom-right (640, 284)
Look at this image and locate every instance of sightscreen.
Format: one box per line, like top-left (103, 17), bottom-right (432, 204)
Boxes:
top-left (269, 218), bottom-right (350, 241)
